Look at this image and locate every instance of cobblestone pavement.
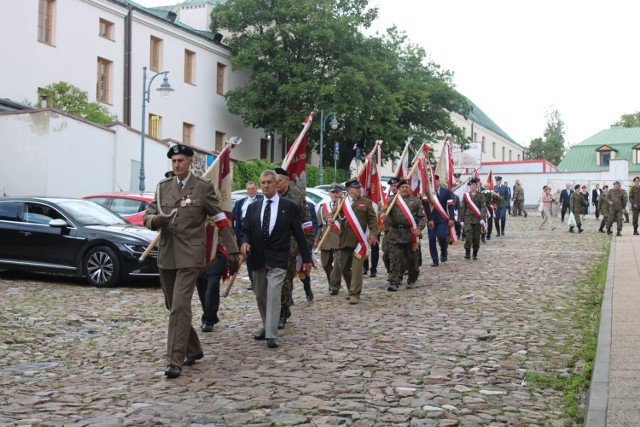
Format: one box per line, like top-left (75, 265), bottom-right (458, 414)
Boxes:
top-left (0, 214), bottom-right (610, 426)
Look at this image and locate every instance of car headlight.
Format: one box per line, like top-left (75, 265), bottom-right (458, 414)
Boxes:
top-left (123, 243), bottom-right (148, 254)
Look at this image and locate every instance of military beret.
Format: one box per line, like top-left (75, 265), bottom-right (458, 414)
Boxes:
top-left (167, 144), bottom-right (194, 158)
top-left (574, 184), bottom-right (581, 190)
top-left (453, 172), bottom-right (461, 178)
top-left (328, 184), bottom-right (343, 193)
top-left (495, 176), bottom-right (502, 181)
top-left (634, 176), bottom-right (640, 182)
top-left (344, 178), bottom-right (362, 189)
top-left (397, 179), bottom-right (410, 187)
top-left (274, 167), bottom-right (288, 177)
top-left (469, 177), bottom-right (480, 184)
top-left (388, 177), bottom-right (400, 185)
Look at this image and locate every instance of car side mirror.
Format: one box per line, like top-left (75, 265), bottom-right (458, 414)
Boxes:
top-left (49, 219), bottom-right (68, 228)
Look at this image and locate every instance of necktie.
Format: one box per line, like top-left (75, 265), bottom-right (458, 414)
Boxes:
top-left (178, 181), bottom-right (184, 191)
top-left (262, 200), bottom-right (272, 240)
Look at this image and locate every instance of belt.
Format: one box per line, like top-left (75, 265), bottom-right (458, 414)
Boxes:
top-left (389, 225), bottom-right (411, 230)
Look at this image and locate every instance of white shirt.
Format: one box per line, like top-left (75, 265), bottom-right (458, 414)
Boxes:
top-left (176, 173), bottom-right (191, 189)
top-left (259, 193), bottom-right (279, 235)
top-left (241, 195), bottom-right (257, 219)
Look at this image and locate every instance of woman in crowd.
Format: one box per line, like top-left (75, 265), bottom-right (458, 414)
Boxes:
top-left (539, 185), bottom-right (557, 230)
top-left (581, 185), bottom-right (589, 218)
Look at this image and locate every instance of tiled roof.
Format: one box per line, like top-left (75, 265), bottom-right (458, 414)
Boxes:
top-left (467, 98), bottom-right (522, 149)
top-left (557, 127), bottom-right (640, 172)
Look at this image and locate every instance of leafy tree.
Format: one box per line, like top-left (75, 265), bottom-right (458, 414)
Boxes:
top-left (614, 112), bottom-right (640, 127)
top-left (37, 81), bottom-right (116, 125)
top-left (211, 0), bottom-right (469, 171)
top-left (526, 109), bottom-right (566, 165)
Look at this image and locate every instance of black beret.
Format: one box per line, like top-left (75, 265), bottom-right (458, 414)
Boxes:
top-left (495, 176), bottom-right (502, 181)
top-left (164, 170), bottom-right (175, 178)
top-left (388, 177), bottom-right (400, 185)
top-left (328, 184), bottom-right (343, 193)
top-left (453, 173), bottom-right (461, 178)
top-left (274, 167), bottom-right (288, 177)
top-left (574, 184), bottom-right (581, 190)
top-left (398, 179), bottom-right (410, 187)
top-left (344, 178), bottom-right (362, 189)
top-left (634, 176), bottom-right (640, 182)
top-left (469, 177), bottom-right (480, 184)
top-left (167, 144), bottom-right (194, 158)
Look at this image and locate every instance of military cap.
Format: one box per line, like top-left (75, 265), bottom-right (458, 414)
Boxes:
top-left (614, 180), bottom-right (621, 185)
top-left (344, 178), bottom-right (362, 188)
top-left (495, 176), bottom-right (502, 181)
top-left (453, 172), bottom-right (461, 178)
top-left (469, 177), bottom-right (481, 184)
top-left (328, 184), bottom-right (343, 193)
top-left (274, 167), bottom-right (288, 177)
top-left (167, 144), bottom-right (194, 158)
top-left (634, 176), bottom-right (640, 182)
top-left (397, 179), bottom-right (410, 187)
top-left (388, 177), bottom-right (400, 185)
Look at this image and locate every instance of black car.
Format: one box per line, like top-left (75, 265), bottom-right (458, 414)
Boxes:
top-left (0, 197), bottom-right (159, 287)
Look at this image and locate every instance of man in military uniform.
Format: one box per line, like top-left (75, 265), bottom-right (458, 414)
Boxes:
top-left (314, 184), bottom-right (343, 295)
top-left (629, 176), bottom-right (640, 235)
top-left (493, 176), bottom-right (510, 236)
top-left (274, 167), bottom-right (314, 329)
top-left (330, 178), bottom-right (379, 305)
top-left (569, 184), bottom-right (586, 233)
top-left (384, 179), bottom-right (426, 291)
top-left (512, 179), bottom-right (527, 217)
top-left (598, 185), bottom-right (610, 233)
top-left (459, 177), bottom-right (487, 260)
top-left (381, 177), bottom-right (400, 273)
top-left (607, 181), bottom-right (629, 236)
top-left (144, 144), bottom-right (240, 378)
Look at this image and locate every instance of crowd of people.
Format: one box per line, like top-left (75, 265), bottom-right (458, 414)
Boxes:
top-left (143, 144), bottom-right (640, 378)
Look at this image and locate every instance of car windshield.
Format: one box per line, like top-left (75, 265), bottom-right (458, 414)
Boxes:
top-left (59, 200), bottom-right (128, 226)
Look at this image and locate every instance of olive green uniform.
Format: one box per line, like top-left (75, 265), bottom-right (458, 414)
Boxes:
top-left (606, 188), bottom-right (629, 234)
top-left (598, 194), bottom-right (610, 232)
top-left (459, 191), bottom-right (487, 256)
top-left (569, 191), bottom-right (587, 231)
top-left (629, 185), bottom-right (640, 233)
top-left (315, 200), bottom-right (342, 293)
top-left (512, 184), bottom-right (526, 216)
top-left (384, 194), bottom-right (426, 290)
top-left (381, 191), bottom-right (397, 273)
top-left (337, 196), bottom-right (379, 299)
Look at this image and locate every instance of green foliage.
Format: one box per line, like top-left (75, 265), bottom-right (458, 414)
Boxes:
top-left (526, 109), bottom-right (566, 165)
top-left (37, 81), bottom-right (117, 125)
top-left (232, 159), bottom-right (349, 190)
top-left (615, 111), bottom-right (640, 127)
top-left (211, 0), bottom-right (470, 171)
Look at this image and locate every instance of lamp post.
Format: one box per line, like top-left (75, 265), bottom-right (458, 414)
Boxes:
top-left (319, 110), bottom-right (339, 185)
top-left (139, 66), bottom-right (174, 192)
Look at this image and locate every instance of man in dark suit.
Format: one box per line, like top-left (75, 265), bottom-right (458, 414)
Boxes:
top-left (240, 170), bottom-right (312, 349)
top-left (232, 181), bottom-right (262, 289)
top-left (493, 176), bottom-right (510, 236)
top-left (424, 175), bottom-right (455, 266)
top-left (592, 183), bottom-right (602, 220)
top-left (559, 182), bottom-right (573, 222)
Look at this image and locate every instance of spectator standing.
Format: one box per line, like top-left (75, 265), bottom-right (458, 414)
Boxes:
top-left (232, 181), bottom-right (263, 290)
top-left (592, 183), bottom-right (602, 220)
top-left (559, 183), bottom-right (573, 222)
top-left (512, 179), bottom-right (527, 217)
top-left (539, 186), bottom-right (556, 230)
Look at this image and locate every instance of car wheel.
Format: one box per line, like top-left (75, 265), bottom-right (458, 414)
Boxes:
top-left (84, 245), bottom-right (121, 287)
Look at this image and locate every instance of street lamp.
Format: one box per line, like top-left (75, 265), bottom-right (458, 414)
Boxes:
top-left (319, 110), bottom-right (339, 185)
top-left (139, 66), bottom-right (174, 192)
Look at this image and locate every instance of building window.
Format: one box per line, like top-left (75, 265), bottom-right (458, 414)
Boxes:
top-left (216, 63), bottom-right (226, 95)
top-left (149, 114), bottom-right (161, 138)
top-left (215, 131), bottom-right (226, 152)
top-left (473, 132), bottom-right (477, 143)
top-left (38, 0), bottom-right (55, 45)
top-left (509, 150), bottom-right (512, 161)
top-left (517, 154), bottom-right (521, 161)
top-left (599, 151), bottom-right (610, 166)
top-left (462, 127), bottom-right (466, 137)
top-left (183, 123), bottom-right (194, 145)
top-left (184, 50), bottom-right (195, 84)
top-left (481, 136), bottom-right (485, 153)
top-left (492, 142), bottom-right (496, 158)
top-left (260, 138), bottom-right (269, 159)
top-left (97, 57), bottom-right (112, 103)
top-left (501, 147), bottom-right (505, 161)
top-left (150, 36), bottom-right (162, 72)
top-left (99, 19), bottom-right (114, 40)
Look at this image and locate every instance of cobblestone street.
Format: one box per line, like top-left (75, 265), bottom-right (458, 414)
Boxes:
top-left (0, 214), bottom-right (610, 426)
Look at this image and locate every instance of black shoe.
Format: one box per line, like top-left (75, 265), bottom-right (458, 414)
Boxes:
top-left (362, 270), bottom-right (368, 276)
top-left (496, 231), bottom-right (501, 237)
top-left (440, 255), bottom-right (447, 262)
top-left (369, 271), bottom-right (377, 278)
top-left (524, 212), bottom-right (528, 217)
top-left (634, 231), bottom-right (639, 236)
top-left (254, 328), bottom-right (266, 340)
top-left (330, 289), bottom-right (339, 295)
top-left (578, 227), bottom-right (584, 233)
top-left (305, 290), bottom-right (314, 302)
top-left (164, 365), bottom-right (181, 378)
top-left (277, 315), bottom-right (286, 330)
top-left (607, 229), bottom-right (612, 235)
top-left (486, 235), bottom-right (491, 240)
top-left (387, 284), bottom-right (398, 292)
top-left (184, 351), bottom-right (204, 366)
top-left (473, 256), bottom-right (478, 260)
top-left (430, 261), bottom-right (439, 267)
top-left (464, 249), bottom-right (471, 259)
top-left (201, 323), bottom-right (213, 333)
top-left (247, 285), bottom-right (254, 291)
top-left (481, 235), bottom-right (486, 243)
top-left (598, 228), bottom-right (604, 233)
top-left (407, 281), bottom-right (416, 289)
top-left (617, 231), bottom-right (622, 236)
top-left (267, 338), bottom-right (280, 348)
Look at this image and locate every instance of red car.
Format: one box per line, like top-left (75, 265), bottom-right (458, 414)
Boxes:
top-left (82, 193), bottom-right (154, 226)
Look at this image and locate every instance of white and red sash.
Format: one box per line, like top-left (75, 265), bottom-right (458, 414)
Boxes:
top-left (302, 221), bottom-right (313, 234)
top-left (343, 198), bottom-right (369, 259)
top-left (322, 201), bottom-right (340, 234)
top-left (464, 192), bottom-right (485, 233)
top-left (395, 196), bottom-right (419, 251)
top-left (430, 193), bottom-right (457, 244)
top-left (211, 212), bottom-right (229, 229)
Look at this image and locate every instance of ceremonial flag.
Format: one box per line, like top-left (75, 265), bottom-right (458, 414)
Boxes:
top-left (434, 137), bottom-right (454, 190)
top-left (485, 169), bottom-right (494, 191)
top-left (473, 168), bottom-right (480, 179)
top-left (282, 112), bottom-right (315, 193)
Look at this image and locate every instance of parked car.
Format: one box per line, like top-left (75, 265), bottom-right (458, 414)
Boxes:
top-left (0, 197), bottom-right (159, 287)
top-left (82, 192), bottom-right (155, 226)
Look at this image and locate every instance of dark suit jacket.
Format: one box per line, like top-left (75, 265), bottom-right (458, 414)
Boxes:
top-left (240, 196), bottom-right (311, 270)
top-left (425, 186), bottom-right (455, 224)
top-left (592, 188), bottom-right (601, 206)
top-left (232, 194), bottom-right (263, 241)
top-left (559, 189), bottom-right (573, 207)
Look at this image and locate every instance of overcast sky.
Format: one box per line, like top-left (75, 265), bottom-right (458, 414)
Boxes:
top-left (137, 0), bottom-right (640, 147)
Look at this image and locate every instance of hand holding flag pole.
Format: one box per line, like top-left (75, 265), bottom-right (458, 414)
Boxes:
top-left (222, 254), bottom-right (245, 297)
top-left (315, 195), bottom-right (347, 250)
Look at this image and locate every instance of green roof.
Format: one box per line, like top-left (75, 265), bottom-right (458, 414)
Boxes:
top-left (557, 127), bottom-right (640, 172)
top-left (467, 98), bottom-right (523, 149)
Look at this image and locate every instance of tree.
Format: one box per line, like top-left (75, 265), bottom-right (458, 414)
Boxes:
top-left (37, 81), bottom-right (116, 125)
top-left (526, 109), bottom-right (566, 165)
top-left (615, 112), bottom-right (640, 127)
top-left (210, 0), bottom-right (469, 171)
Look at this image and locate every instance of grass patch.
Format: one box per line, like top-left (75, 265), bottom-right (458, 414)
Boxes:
top-left (525, 240), bottom-right (609, 423)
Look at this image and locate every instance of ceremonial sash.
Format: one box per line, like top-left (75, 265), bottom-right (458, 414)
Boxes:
top-left (464, 192), bottom-right (485, 233)
top-left (322, 202), bottom-right (340, 234)
top-left (395, 196), bottom-right (419, 251)
top-left (343, 199), bottom-right (370, 259)
top-left (430, 193), bottom-right (457, 244)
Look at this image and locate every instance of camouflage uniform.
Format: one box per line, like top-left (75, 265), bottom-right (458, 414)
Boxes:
top-left (598, 192), bottom-right (610, 232)
top-left (459, 190), bottom-right (487, 258)
top-left (315, 200), bottom-right (342, 294)
top-left (385, 194), bottom-right (426, 291)
top-left (569, 191), bottom-right (586, 232)
top-left (629, 184), bottom-right (640, 234)
top-left (381, 191), bottom-right (397, 272)
top-left (280, 187), bottom-right (314, 322)
top-left (606, 187), bottom-right (629, 235)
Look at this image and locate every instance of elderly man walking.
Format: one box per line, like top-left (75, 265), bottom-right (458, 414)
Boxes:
top-left (512, 179), bottom-right (527, 217)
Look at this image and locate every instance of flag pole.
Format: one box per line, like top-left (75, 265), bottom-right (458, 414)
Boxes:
top-left (222, 254), bottom-right (245, 297)
top-left (385, 152), bottom-right (425, 216)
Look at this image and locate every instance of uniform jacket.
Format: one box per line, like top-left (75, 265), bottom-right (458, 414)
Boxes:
top-left (598, 193), bottom-right (610, 217)
top-left (559, 188), bottom-right (573, 208)
top-left (513, 184), bottom-right (525, 202)
top-left (425, 185), bottom-right (455, 224)
top-left (385, 194), bottom-right (427, 244)
top-left (240, 197), bottom-right (311, 270)
top-left (315, 200), bottom-right (340, 250)
top-left (280, 187), bottom-right (314, 254)
top-left (232, 194), bottom-right (263, 241)
top-left (493, 184), bottom-right (510, 206)
top-left (459, 191), bottom-right (487, 224)
top-left (606, 188), bottom-right (628, 211)
top-left (629, 185), bottom-right (640, 210)
top-left (337, 196), bottom-right (379, 249)
top-left (570, 191), bottom-right (587, 213)
top-left (144, 175), bottom-right (238, 269)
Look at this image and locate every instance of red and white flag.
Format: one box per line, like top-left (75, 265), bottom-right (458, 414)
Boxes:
top-left (434, 137), bottom-right (454, 190)
top-left (358, 141), bottom-right (387, 207)
top-left (282, 112), bottom-right (315, 193)
top-left (485, 170), bottom-right (494, 191)
top-left (473, 168), bottom-right (480, 179)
